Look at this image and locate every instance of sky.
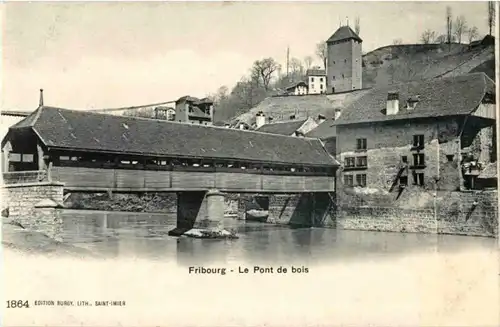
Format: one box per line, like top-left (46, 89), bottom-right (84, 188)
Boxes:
top-left (1, 1), bottom-right (494, 110)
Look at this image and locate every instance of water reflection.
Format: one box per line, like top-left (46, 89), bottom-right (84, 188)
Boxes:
top-left (61, 210), bottom-right (498, 265)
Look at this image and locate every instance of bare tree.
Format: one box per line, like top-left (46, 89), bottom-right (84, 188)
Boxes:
top-left (251, 58), bottom-right (280, 91)
top-left (446, 6), bottom-right (453, 49)
top-left (488, 1), bottom-right (495, 35)
top-left (392, 38), bottom-right (403, 45)
top-left (289, 57), bottom-right (304, 74)
top-left (420, 29), bottom-right (436, 44)
top-left (468, 26), bottom-right (479, 43)
top-left (315, 41), bottom-right (327, 70)
top-left (453, 15), bottom-right (468, 43)
top-left (354, 16), bottom-right (360, 35)
top-left (436, 34), bottom-right (447, 43)
top-left (303, 56), bottom-right (313, 71)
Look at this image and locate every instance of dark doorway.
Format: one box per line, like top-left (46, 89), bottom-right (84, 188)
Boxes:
top-left (331, 87), bottom-right (335, 94)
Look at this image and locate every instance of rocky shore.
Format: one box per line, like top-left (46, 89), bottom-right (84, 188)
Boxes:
top-left (2, 218), bottom-right (98, 258)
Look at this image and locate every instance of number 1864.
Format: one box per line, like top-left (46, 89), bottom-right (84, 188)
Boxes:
top-left (6, 300), bottom-right (30, 308)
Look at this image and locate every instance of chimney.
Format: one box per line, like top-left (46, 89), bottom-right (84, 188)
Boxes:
top-left (317, 114), bottom-right (326, 124)
top-left (386, 92), bottom-right (399, 115)
top-left (256, 111), bottom-right (266, 128)
top-left (39, 89), bottom-right (44, 107)
top-left (334, 108), bottom-right (341, 120)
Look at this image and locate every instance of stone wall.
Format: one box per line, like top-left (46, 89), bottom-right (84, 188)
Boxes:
top-left (1, 182), bottom-right (65, 241)
top-left (337, 189), bottom-right (498, 237)
top-left (268, 193), bottom-right (336, 227)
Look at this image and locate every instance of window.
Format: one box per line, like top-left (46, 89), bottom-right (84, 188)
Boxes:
top-left (413, 172), bottom-right (425, 186)
top-left (311, 77), bottom-right (315, 82)
top-left (413, 153), bottom-right (425, 166)
top-left (9, 153), bottom-right (34, 163)
top-left (446, 154), bottom-right (454, 162)
top-left (356, 138), bottom-right (367, 150)
top-left (311, 84), bottom-right (315, 89)
top-left (344, 59), bottom-right (347, 63)
top-left (356, 156), bottom-right (367, 167)
top-left (356, 174), bottom-right (367, 187)
top-left (320, 78), bottom-right (323, 82)
top-left (320, 84), bottom-right (323, 89)
top-left (332, 76), bottom-right (336, 81)
top-left (401, 156), bottom-right (408, 163)
top-left (344, 175), bottom-right (354, 186)
top-left (400, 176), bottom-right (408, 186)
top-left (413, 134), bottom-right (424, 148)
top-left (344, 157), bottom-right (356, 167)
top-left (342, 74), bottom-right (345, 78)
top-left (333, 61), bottom-right (336, 64)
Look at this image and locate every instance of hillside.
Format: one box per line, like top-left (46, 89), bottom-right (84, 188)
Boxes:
top-left (229, 42), bottom-right (495, 125)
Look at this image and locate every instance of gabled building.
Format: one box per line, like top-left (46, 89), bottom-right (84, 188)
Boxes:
top-left (175, 96), bottom-right (214, 125)
top-left (306, 68), bottom-right (326, 94)
top-left (333, 72), bottom-right (496, 192)
top-left (285, 81), bottom-right (308, 96)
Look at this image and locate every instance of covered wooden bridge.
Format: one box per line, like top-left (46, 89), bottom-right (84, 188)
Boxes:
top-left (2, 106), bottom-right (339, 193)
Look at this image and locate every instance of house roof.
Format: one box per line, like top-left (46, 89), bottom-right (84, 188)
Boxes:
top-left (1, 110), bottom-right (32, 117)
top-left (327, 26), bottom-right (362, 43)
top-left (333, 73), bottom-right (495, 126)
top-left (176, 95), bottom-right (199, 103)
top-left (6, 106), bottom-right (338, 167)
top-left (306, 69), bottom-right (326, 76)
top-left (256, 119), bottom-right (308, 136)
top-left (286, 81), bottom-right (308, 91)
top-left (305, 119), bottom-right (337, 139)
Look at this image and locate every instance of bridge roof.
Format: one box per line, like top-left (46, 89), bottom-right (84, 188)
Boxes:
top-left (7, 106), bottom-right (338, 167)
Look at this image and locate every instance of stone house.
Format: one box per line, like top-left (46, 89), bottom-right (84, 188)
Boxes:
top-left (175, 95), bottom-right (214, 125)
top-left (332, 72), bottom-right (496, 194)
top-left (306, 68), bottom-right (327, 94)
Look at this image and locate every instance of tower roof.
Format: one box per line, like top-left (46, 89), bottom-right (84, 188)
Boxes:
top-left (327, 26), bottom-right (362, 43)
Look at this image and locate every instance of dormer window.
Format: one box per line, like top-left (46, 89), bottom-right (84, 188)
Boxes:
top-left (406, 95), bottom-right (420, 110)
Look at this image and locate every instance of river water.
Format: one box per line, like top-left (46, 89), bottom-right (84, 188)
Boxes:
top-left (61, 210), bottom-right (497, 266)
top-left (4, 209), bottom-right (499, 326)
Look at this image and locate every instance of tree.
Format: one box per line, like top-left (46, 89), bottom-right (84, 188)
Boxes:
top-left (303, 56), bottom-right (313, 71)
top-left (467, 26), bottom-right (479, 43)
top-left (488, 1), bottom-right (495, 35)
top-left (453, 15), bottom-right (468, 43)
top-left (392, 38), bottom-right (403, 45)
top-left (446, 6), bottom-right (453, 48)
top-left (354, 16), bottom-right (360, 35)
top-left (420, 29), bottom-right (436, 44)
top-left (436, 34), bottom-right (447, 43)
top-left (251, 58), bottom-right (280, 91)
top-left (289, 58), bottom-right (303, 74)
top-left (315, 41), bottom-right (327, 70)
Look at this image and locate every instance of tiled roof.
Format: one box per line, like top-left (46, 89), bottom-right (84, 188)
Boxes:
top-left (307, 69), bottom-right (326, 76)
top-left (286, 81), bottom-right (308, 90)
top-left (333, 73), bottom-right (495, 126)
top-left (7, 106), bottom-right (338, 167)
top-left (176, 96), bottom-right (199, 103)
top-left (256, 119), bottom-right (307, 136)
top-left (305, 119), bottom-right (337, 139)
top-left (327, 26), bottom-right (362, 43)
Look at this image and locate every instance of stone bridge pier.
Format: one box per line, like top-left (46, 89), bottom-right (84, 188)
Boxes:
top-left (170, 189), bottom-right (227, 236)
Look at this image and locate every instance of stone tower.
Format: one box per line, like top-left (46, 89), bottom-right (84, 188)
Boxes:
top-left (326, 25), bottom-right (363, 93)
